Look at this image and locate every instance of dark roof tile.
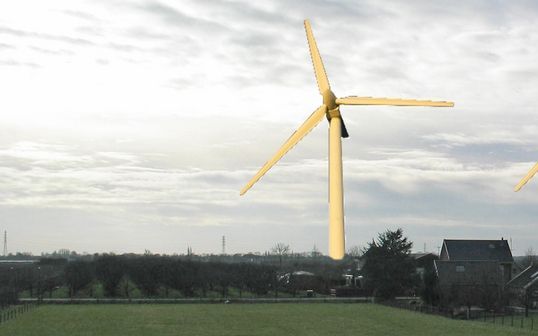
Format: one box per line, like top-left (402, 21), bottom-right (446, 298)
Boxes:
top-left (443, 239), bottom-right (513, 262)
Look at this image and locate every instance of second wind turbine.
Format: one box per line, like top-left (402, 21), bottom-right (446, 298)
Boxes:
top-left (240, 20), bottom-right (454, 260)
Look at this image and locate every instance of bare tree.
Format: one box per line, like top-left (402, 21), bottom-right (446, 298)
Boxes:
top-left (347, 245), bottom-right (362, 258)
top-left (524, 247), bottom-right (537, 267)
top-left (271, 243), bottom-right (290, 268)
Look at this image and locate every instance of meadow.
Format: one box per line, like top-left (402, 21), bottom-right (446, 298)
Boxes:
top-left (1, 303), bottom-right (536, 336)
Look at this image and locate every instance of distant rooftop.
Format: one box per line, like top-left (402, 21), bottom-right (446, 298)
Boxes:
top-left (0, 259), bottom-right (38, 264)
top-left (507, 263), bottom-right (538, 289)
top-left (442, 239), bottom-right (513, 263)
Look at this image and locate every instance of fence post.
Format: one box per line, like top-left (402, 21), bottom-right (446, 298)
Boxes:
top-left (531, 317), bottom-right (534, 330)
top-left (511, 314), bottom-right (514, 326)
top-left (521, 316), bottom-right (524, 329)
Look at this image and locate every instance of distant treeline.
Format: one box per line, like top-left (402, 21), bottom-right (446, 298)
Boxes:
top-left (1, 254), bottom-right (352, 306)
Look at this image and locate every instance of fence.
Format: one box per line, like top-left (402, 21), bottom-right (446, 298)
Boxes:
top-left (381, 300), bottom-right (455, 319)
top-left (19, 297), bottom-right (373, 304)
top-left (381, 300), bottom-right (536, 332)
top-left (0, 302), bottom-right (38, 325)
top-left (481, 310), bottom-right (535, 332)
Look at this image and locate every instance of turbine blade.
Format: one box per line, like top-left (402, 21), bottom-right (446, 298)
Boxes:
top-left (240, 105), bottom-right (328, 195)
top-left (336, 96), bottom-right (454, 107)
top-left (514, 162), bottom-right (538, 192)
top-left (304, 19), bottom-right (330, 95)
top-left (340, 117), bottom-right (349, 138)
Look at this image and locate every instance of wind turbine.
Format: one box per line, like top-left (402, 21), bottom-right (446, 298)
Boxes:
top-left (514, 162), bottom-right (538, 191)
top-left (240, 20), bottom-right (454, 260)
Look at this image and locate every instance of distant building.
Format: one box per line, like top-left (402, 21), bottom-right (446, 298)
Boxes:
top-left (506, 263), bottom-right (538, 315)
top-left (411, 252), bottom-right (438, 279)
top-left (435, 239), bottom-right (514, 308)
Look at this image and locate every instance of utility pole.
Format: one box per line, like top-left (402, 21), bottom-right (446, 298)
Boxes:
top-left (3, 230), bottom-right (6, 256)
top-left (222, 235), bottom-right (226, 255)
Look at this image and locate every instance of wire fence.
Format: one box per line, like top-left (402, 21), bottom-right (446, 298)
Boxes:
top-left (480, 310), bottom-right (535, 332)
top-left (0, 302), bottom-right (38, 325)
top-left (381, 300), bottom-right (536, 332)
top-left (382, 300), bottom-right (455, 319)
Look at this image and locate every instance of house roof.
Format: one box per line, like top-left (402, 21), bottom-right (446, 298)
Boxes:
top-left (507, 263), bottom-right (538, 289)
top-left (443, 239), bottom-right (513, 263)
top-left (411, 252), bottom-right (437, 260)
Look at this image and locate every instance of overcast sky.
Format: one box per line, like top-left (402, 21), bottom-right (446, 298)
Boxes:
top-left (1, 0), bottom-right (538, 256)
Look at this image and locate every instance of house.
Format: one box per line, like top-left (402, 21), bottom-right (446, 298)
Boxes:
top-left (434, 239), bottom-right (514, 308)
top-left (506, 263), bottom-right (538, 315)
top-left (438, 239), bottom-right (513, 283)
top-left (411, 252), bottom-right (438, 279)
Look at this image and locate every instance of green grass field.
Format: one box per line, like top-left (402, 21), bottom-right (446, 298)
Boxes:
top-left (1, 304), bottom-right (536, 336)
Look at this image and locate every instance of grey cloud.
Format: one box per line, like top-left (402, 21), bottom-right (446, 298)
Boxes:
top-left (76, 26), bottom-right (104, 37)
top-left (138, 1), bottom-right (227, 33)
top-left (422, 132), bottom-right (526, 148)
top-left (30, 46), bottom-right (74, 56)
top-left (107, 42), bottom-right (147, 53)
top-left (182, 0), bottom-right (296, 29)
top-left (0, 42), bottom-right (15, 49)
top-left (61, 9), bottom-right (101, 22)
top-left (0, 26), bottom-right (94, 46)
top-left (0, 60), bottom-right (39, 68)
top-left (125, 27), bottom-right (172, 41)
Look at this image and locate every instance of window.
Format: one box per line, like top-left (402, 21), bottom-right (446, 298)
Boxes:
top-left (456, 265), bottom-right (465, 272)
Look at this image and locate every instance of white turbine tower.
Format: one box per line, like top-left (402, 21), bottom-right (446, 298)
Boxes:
top-left (240, 20), bottom-right (454, 260)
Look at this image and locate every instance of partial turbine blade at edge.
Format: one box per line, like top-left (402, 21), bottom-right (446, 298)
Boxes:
top-left (336, 96), bottom-right (454, 107)
top-left (514, 162), bottom-right (538, 192)
top-left (240, 105), bottom-right (328, 195)
top-left (304, 20), bottom-right (330, 95)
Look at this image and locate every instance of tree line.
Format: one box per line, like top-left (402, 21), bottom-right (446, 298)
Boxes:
top-left (1, 252), bottom-right (354, 304)
top-left (2, 229), bottom-right (458, 307)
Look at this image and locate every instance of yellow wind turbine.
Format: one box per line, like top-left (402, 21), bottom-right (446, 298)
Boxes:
top-left (240, 20), bottom-right (454, 260)
top-left (514, 162), bottom-right (538, 192)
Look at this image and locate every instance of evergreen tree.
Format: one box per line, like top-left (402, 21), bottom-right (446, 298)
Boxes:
top-left (362, 228), bottom-right (418, 299)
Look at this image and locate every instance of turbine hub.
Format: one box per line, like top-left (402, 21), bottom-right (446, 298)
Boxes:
top-left (322, 90), bottom-right (337, 110)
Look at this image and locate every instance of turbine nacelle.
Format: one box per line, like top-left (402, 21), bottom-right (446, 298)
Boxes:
top-left (322, 89), bottom-right (338, 111)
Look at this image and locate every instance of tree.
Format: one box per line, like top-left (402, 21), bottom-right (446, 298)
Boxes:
top-left (64, 261), bottom-right (94, 297)
top-left (524, 247), bottom-right (537, 268)
top-left (95, 255), bottom-right (126, 297)
top-left (361, 228), bottom-right (418, 299)
top-left (163, 260), bottom-right (199, 297)
top-left (127, 256), bottom-right (162, 297)
top-left (419, 265), bottom-right (440, 305)
top-left (271, 243), bottom-right (290, 268)
top-left (347, 245), bottom-right (362, 258)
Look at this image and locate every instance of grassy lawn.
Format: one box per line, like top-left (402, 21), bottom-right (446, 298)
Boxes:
top-left (1, 303), bottom-right (537, 336)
